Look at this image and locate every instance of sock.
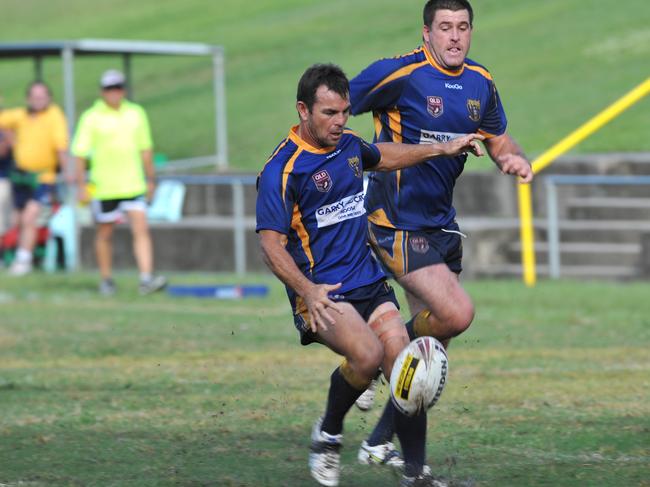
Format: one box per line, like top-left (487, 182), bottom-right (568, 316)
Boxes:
top-left (139, 272), bottom-right (152, 283)
top-left (367, 399), bottom-right (395, 446)
top-left (321, 367), bottom-right (365, 436)
top-left (394, 406), bottom-right (427, 477)
top-left (15, 247), bottom-right (32, 263)
top-left (405, 310), bottom-right (431, 340)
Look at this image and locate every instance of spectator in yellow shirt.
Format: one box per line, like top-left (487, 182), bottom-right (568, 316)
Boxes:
top-left (0, 82), bottom-right (68, 276)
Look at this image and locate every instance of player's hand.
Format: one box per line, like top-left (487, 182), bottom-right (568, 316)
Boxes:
top-left (442, 133), bottom-right (485, 157)
top-left (303, 282), bottom-right (344, 333)
top-left (146, 180), bottom-right (156, 202)
top-left (497, 153), bottom-right (533, 183)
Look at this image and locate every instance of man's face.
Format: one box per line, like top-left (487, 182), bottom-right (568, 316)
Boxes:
top-left (423, 9), bottom-right (472, 70)
top-left (298, 85), bottom-right (350, 148)
top-left (102, 86), bottom-right (125, 107)
top-left (27, 84), bottom-right (51, 112)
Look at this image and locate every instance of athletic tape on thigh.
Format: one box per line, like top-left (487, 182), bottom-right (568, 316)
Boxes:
top-left (340, 359), bottom-right (372, 390)
top-left (369, 309), bottom-right (405, 343)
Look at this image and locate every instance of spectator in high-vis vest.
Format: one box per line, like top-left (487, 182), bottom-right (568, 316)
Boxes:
top-left (72, 70), bottom-right (166, 296)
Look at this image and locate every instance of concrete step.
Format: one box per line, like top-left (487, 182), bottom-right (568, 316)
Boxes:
top-left (565, 197), bottom-right (650, 220)
top-left (507, 241), bottom-right (641, 266)
top-left (541, 219), bottom-right (650, 244)
top-left (476, 263), bottom-right (639, 280)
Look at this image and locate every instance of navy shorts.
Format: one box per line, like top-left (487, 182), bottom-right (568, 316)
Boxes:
top-left (368, 221), bottom-right (464, 279)
top-left (293, 278), bottom-right (399, 346)
top-left (11, 181), bottom-right (55, 210)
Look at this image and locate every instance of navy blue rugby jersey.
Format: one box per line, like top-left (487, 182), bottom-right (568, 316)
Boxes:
top-left (350, 46), bottom-right (508, 231)
top-left (256, 125), bottom-right (385, 296)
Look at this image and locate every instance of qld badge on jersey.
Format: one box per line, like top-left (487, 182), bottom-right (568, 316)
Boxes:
top-left (426, 96), bottom-right (444, 118)
top-left (312, 170), bottom-right (333, 192)
top-left (467, 99), bottom-right (481, 122)
top-left (348, 156), bottom-right (362, 178)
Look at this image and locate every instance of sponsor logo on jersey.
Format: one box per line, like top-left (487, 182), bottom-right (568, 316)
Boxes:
top-left (325, 149), bottom-right (342, 159)
top-left (445, 82), bottom-right (463, 90)
top-left (409, 236), bottom-right (430, 254)
top-left (312, 170), bottom-right (333, 192)
top-left (467, 99), bottom-right (481, 122)
top-left (348, 156), bottom-right (362, 178)
top-left (426, 96), bottom-right (444, 118)
top-left (315, 191), bottom-right (366, 228)
top-left (419, 130), bottom-right (465, 145)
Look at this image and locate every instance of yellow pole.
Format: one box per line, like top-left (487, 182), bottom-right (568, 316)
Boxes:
top-left (518, 183), bottom-right (536, 286)
top-left (520, 77), bottom-right (650, 285)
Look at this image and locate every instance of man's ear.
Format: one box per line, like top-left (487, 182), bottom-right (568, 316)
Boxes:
top-left (296, 101), bottom-right (310, 122)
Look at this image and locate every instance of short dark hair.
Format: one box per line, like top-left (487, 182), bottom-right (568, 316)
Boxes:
top-left (423, 0), bottom-right (473, 27)
top-left (296, 63), bottom-right (349, 112)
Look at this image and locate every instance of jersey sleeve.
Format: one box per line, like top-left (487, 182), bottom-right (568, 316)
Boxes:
top-left (359, 138), bottom-right (381, 170)
top-left (135, 107), bottom-right (153, 151)
top-left (256, 161), bottom-right (295, 235)
top-left (52, 106), bottom-right (69, 151)
top-left (479, 81), bottom-right (508, 137)
top-left (0, 108), bottom-right (23, 130)
top-left (71, 111), bottom-right (93, 158)
top-left (350, 58), bottom-right (410, 115)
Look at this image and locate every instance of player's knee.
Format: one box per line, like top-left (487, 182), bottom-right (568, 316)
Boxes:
top-left (447, 302), bottom-right (474, 336)
top-left (350, 341), bottom-right (383, 379)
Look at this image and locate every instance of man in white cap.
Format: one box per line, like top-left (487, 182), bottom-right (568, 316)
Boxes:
top-left (72, 69), bottom-right (167, 295)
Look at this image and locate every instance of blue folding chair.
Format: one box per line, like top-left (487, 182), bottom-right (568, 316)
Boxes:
top-left (147, 180), bottom-right (186, 222)
top-left (44, 204), bottom-right (77, 272)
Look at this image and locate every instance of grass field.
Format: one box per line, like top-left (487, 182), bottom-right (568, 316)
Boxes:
top-left (0, 272), bottom-right (648, 486)
top-left (0, 0), bottom-right (649, 170)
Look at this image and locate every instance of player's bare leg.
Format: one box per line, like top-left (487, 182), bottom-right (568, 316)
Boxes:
top-left (310, 302), bottom-right (383, 486)
top-left (128, 209), bottom-right (166, 295)
top-left (10, 200), bottom-right (41, 276)
top-left (399, 263), bottom-right (474, 347)
top-left (95, 222), bottom-right (115, 295)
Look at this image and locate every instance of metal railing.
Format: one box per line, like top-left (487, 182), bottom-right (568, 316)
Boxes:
top-left (545, 174), bottom-right (650, 278)
top-left (158, 174), bottom-right (257, 275)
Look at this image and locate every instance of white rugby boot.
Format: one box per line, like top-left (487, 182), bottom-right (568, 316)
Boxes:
top-left (308, 417), bottom-right (343, 487)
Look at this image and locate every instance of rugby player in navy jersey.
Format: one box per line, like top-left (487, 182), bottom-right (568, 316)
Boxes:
top-left (349, 0), bottom-right (533, 468)
top-left (256, 63), bottom-right (483, 487)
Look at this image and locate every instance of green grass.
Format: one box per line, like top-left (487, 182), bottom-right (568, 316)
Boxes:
top-left (0, 0), bottom-right (649, 171)
top-left (0, 272), bottom-right (649, 486)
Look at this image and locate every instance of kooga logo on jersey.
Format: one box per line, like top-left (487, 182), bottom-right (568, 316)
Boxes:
top-left (315, 191), bottom-right (366, 228)
top-left (445, 83), bottom-right (463, 90)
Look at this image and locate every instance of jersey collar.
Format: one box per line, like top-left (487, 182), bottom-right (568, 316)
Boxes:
top-left (288, 125), bottom-right (338, 154)
top-left (422, 45), bottom-right (465, 77)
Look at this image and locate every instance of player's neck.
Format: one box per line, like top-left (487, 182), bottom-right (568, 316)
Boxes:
top-left (297, 123), bottom-right (325, 150)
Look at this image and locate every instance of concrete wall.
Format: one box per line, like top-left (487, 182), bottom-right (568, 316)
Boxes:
top-left (76, 153), bottom-right (650, 279)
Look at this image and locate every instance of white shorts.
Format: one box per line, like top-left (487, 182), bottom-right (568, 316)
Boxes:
top-left (91, 194), bottom-right (147, 223)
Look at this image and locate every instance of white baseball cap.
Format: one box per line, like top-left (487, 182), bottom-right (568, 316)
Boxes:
top-left (100, 69), bottom-right (126, 89)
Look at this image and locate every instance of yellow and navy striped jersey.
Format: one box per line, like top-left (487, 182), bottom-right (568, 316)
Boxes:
top-left (350, 46), bottom-right (508, 230)
top-left (256, 126), bottom-right (384, 298)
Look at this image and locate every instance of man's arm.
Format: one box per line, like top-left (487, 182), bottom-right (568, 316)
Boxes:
top-left (484, 132), bottom-right (533, 183)
top-left (141, 149), bottom-right (155, 201)
top-left (259, 229), bottom-right (342, 332)
top-left (372, 133), bottom-right (485, 172)
top-left (75, 156), bottom-right (90, 203)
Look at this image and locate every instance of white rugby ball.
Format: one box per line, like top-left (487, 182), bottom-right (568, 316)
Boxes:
top-left (390, 336), bottom-right (448, 416)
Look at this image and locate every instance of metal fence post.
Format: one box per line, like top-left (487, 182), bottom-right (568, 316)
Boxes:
top-left (545, 178), bottom-right (560, 279)
top-left (232, 179), bottom-right (246, 275)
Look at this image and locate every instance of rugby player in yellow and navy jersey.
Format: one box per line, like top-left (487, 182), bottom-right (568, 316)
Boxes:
top-left (256, 63), bottom-right (483, 487)
top-left (349, 0), bottom-right (534, 469)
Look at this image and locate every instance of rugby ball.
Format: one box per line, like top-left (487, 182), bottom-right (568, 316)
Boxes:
top-left (390, 336), bottom-right (448, 416)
